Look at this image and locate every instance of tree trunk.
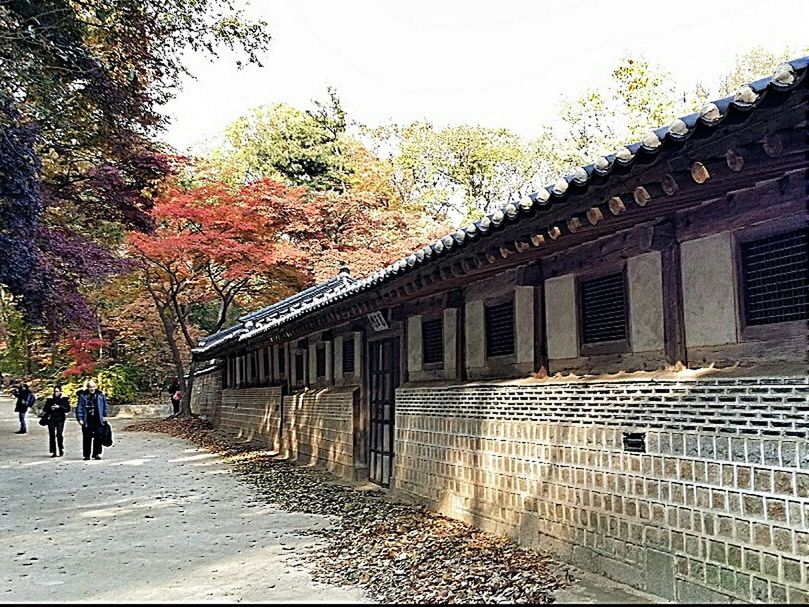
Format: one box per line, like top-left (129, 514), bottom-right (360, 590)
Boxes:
top-left (179, 358), bottom-right (196, 417)
top-left (147, 285), bottom-right (186, 417)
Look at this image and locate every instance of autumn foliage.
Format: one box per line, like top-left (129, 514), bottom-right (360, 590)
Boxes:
top-left (61, 333), bottom-right (108, 377)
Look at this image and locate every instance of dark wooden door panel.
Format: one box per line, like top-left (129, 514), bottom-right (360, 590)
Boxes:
top-left (368, 337), bottom-right (399, 487)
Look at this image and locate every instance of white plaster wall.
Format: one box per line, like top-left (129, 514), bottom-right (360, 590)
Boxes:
top-left (628, 251), bottom-right (665, 352)
top-left (334, 336), bottom-right (344, 380)
top-left (681, 232), bottom-right (738, 347)
top-left (407, 315), bottom-right (423, 373)
top-left (545, 274), bottom-right (578, 360)
top-left (325, 341), bottom-right (333, 382)
top-left (515, 286), bottom-right (535, 364)
top-left (443, 308), bottom-right (458, 375)
top-left (465, 300), bottom-right (485, 369)
top-left (308, 338), bottom-right (317, 385)
top-left (353, 332), bottom-right (362, 379)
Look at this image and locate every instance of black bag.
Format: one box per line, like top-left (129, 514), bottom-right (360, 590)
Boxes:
top-left (100, 422), bottom-right (113, 447)
top-left (38, 414), bottom-right (49, 427)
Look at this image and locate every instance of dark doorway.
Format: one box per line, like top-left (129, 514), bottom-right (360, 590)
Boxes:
top-left (368, 337), bottom-right (400, 487)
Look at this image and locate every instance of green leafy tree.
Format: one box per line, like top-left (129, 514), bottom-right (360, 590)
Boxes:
top-left (547, 55), bottom-right (703, 175)
top-left (369, 122), bottom-right (548, 222)
top-left (717, 46), bottom-right (808, 97)
top-left (211, 88), bottom-right (356, 192)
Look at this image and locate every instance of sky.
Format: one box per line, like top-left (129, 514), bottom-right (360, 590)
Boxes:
top-left (161, 0), bottom-right (809, 153)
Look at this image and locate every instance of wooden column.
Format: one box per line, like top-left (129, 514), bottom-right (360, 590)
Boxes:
top-left (516, 263), bottom-right (547, 374)
top-left (353, 328), bottom-right (369, 480)
top-left (452, 291), bottom-right (466, 382)
top-left (654, 219), bottom-right (687, 367)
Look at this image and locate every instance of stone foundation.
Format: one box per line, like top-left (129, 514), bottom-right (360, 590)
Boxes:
top-left (394, 377), bottom-right (809, 603)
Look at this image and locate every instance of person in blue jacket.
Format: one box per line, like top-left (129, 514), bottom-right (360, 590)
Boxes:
top-left (75, 379), bottom-right (107, 460)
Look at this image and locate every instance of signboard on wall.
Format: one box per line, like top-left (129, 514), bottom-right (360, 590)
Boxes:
top-left (367, 310), bottom-right (390, 332)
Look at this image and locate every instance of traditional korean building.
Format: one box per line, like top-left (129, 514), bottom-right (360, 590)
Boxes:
top-left (191, 56), bottom-right (808, 603)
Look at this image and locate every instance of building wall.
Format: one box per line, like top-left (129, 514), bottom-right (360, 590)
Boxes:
top-left (190, 369), bottom-right (222, 421)
top-left (218, 386), bottom-right (283, 448)
top-left (464, 270), bottom-right (535, 379)
top-left (282, 387), bottom-right (357, 479)
top-left (394, 377), bottom-right (809, 603)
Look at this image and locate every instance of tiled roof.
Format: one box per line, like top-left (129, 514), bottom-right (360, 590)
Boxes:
top-left (195, 56), bottom-right (807, 358)
top-left (193, 270), bottom-right (356, 355)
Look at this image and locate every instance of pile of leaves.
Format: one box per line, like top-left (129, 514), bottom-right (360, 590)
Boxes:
top-left (124, 418), bottom-right (571, 604)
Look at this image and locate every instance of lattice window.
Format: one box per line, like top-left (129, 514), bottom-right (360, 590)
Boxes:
top-left (316, 345), bottom-right (326, 378)
top-left (580, 272), bottom-right (628, 344)
top-left (342, 336), bottom-right (355, 374)
top-left (294, 352), bottom-right (304, 385)
top-left (741, 228), bottom-right (808, 326)
top-left (422, 318), bottom-right (444, 365)
top-left (485, 301), bottom-right (515, 357)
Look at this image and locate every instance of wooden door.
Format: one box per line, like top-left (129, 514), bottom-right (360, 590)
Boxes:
top-left (368, 337), bottom-right (399, 487)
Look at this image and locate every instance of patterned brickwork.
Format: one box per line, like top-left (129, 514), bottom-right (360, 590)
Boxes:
top-left (190, 370), bottom-right (222, 421)
top-left (283, 387), bottom-right (356, 479)
top-left (394, 378), bottom-right (809, 603)
top-left (219, 387), bottom-right (283, 449)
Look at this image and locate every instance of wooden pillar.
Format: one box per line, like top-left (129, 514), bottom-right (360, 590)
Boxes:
top-left (446, 289), bottom-right (465, 381)
top-left (353, 327), bottom-right (369, 480)
top-left (655, 219), bottom-right (687, 367)
top-left (516, 263), bottom-right (547, 374)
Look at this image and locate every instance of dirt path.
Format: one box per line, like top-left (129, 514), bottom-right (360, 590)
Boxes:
top-left (0, 397), bottom-right (367, 603)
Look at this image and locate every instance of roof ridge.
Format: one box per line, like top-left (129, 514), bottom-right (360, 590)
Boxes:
top-left (194, 55), bottom-right (807, 357)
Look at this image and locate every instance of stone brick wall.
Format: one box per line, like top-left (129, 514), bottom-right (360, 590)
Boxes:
top-left (218, 386), bottom-right (283, 448)
top-left (394, 378), bottom-right (809, 603)
top-left (190, 369), bottom-right (222, 420)
top-left (283, 387), bottom-right (357, 479)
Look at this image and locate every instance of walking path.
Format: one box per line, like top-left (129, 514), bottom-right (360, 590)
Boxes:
top-left (0, 397), bottom-right (367, 602)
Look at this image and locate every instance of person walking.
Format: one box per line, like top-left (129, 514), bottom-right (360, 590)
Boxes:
top-left (168, 377), bottom-right (181, 416)
top-left (11, 383), bottom-right (35, 434)
top-left (75, 379), bottom-right (107, 460)
top-left (42, 386), bottom-right (71, 457)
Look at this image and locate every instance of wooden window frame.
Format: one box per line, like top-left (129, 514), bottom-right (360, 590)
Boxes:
top-left (315, 344), bottom-right (327, 379)
top-left (734, 216), bottom-right (808, 343)
top-left (577, 264), bottom-right (630, 357)
top-left (277, 346), bottom-right (286, 376)
top-left (484, 296), bottom-right (516, 360)
top-left (421, 314), bottom-right (445, 370)
top-left (341, 334), bottom-right (356, 375)
top-left (262, 346), bottom-right (271, 385)
top-left (294, 350), bottom-right (305, 388)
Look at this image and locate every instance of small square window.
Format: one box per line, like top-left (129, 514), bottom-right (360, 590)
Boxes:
top-left (741, 228), bottom-right (808, 326)
top-left (580, 272), bottom-right (628, 345)
top-left (316, 346), bottom-right (326, 378)
top-left (485, 301), bottom-right (515, 357)
top-left (422, 318), bottom-right (444, 365)
top-left (342, 337), bottom-right (355, 374)
top-left (294, 352), bottom-right (304, 386)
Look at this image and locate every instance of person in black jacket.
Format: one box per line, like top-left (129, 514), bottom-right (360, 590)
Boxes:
top-left (42, 386), bottom-right (71, 457)
top-left (11, 383), bottom-right (35, 434)
top-left (168, 377), bottom-right (181, 416)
